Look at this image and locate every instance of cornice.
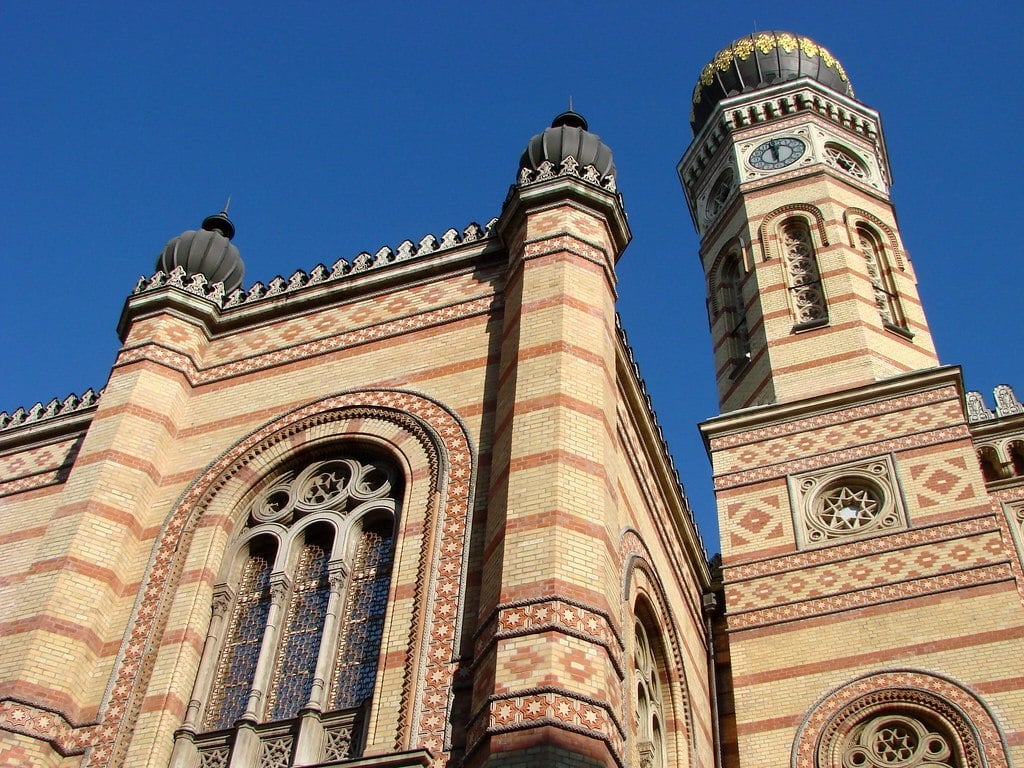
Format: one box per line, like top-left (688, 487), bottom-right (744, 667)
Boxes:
top-left (700, 365), bottom-right (966, 446)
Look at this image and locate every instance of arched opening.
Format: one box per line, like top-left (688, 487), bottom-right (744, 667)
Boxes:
top-left (781, 219), bottom-right (828, 328)
top-left (977, 446), bottom-right (1002, 483)
top-left (1008, 442), bottom-right (1024, 477)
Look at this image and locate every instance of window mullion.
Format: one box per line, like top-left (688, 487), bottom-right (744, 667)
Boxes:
top-left (304, 561), bottom-right (348, 712)
top-left (243, 573), bottom-right (292, 722)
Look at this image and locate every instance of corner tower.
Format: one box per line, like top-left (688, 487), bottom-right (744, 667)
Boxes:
top-left (678, 32), bottom-right (938, 412)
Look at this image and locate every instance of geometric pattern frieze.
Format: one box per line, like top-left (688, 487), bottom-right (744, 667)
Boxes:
top-left (725, 516), bottom-right (995, 580)
top-left (716, 401), bottom-right (963, 475)
top-left (487, 598), bottom-right (624, 676)
top-left (0, 438), bottom-right (79, 482)
top-left (466, 687), bottom-right (626, 768)
top-left (726, 531), bottom-right (1005, 613)
top-left (725, 492), bottom-right (785, 549)
top-left (708, 386), bottom-right (958, 451)
top-left (907, 456), bottom-right (977, 508)
top-left (727, 562), bottom-right (1011, 630)
top-left (714, 426), bottom-right (970, 490)
top-left (206, 273), bottom-right (496, 365)
top-left (115, 295), bottom-right (496, 386)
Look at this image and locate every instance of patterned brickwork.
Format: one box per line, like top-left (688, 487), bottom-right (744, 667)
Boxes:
top-left (0, 435), bottom-right (82, 497)
top-left (726, 529), bottom-right (1007, 615)
top-left (115, 294), bottom-right (498, 387)
top-left (793, 671), bottom-right (1010, 768)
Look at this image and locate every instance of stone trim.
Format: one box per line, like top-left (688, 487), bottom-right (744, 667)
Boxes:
top-left (791, 670), bottom-right (1010, 768)
top-left (0, 390), bottom-right (475, 766)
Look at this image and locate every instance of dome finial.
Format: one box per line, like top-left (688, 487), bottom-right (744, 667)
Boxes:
top-left (202, 200), bottom-right (236, 240)
top-left (550, 103), bottom-right (588, 131)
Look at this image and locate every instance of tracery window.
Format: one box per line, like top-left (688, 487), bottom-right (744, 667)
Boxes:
top-left (855, 225), bottom-right (907, 331)
top-left (633, 617), bottom-right (666, 768)
top-left (176, 454), bottom-right (401, 768)
top-left (824, 143), bottom-right (869, 180)
top-left (782, 221), bottom-right (828, 327)
top-left (720, 254), bottom-right (751, 367)
top-left (704, 168), bottom-right (735, 223)
top-left (838, 712), bottom-right (963, 767)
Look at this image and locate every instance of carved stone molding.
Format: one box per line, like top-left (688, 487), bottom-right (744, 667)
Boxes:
top-left (1, 390), bottom-right (475, 768)
top-left (792, 670), bottom-right (1010, 768)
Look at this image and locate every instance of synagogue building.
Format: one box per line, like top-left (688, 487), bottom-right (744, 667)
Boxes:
top-left (1, 31), bottom-right (1023, 768)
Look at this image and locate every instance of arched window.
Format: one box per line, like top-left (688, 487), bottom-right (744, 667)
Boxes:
top-left (838, 710), bottom-right (964, 767)
top-left (977, 446), bottom-right (1002, 483)
top-left (720, 254), bottom-right (751, 368)
top-left (1008, 442), bottom-right (1024, 477)
top-left (794, 672), bottom-right (1008, 768)
top-left (856, 225), bottom-right (907, 331)
top-left (782, 220), bottom-right (828, 328)
top-left (179, 453), bottom-right (401, 768)
top-left (633, 612), bottom-right (668, 768)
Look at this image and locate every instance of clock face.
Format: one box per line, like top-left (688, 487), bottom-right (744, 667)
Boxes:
top-left (749, 136), bottom-right (806, 170)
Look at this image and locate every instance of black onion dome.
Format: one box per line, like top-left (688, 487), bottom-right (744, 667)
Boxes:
top-left (519, 110), bottom-right (616, 181)
top-left (691, 32), bottom-right (855, 134)
top-left (156, 208), bottom-right (244, 293)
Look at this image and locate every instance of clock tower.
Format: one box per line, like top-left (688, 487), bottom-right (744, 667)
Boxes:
top-left (678, 32), bottom-right (938, 413)
top-left (685, 33), bottom-right (1024, 768)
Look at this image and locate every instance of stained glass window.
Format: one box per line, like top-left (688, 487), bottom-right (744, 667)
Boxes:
top-left (267, 530), bottom-right (333, 720)
top-left (332, 520), bottom-right (395, 709)
top-left (205, 541), bottom-right (275, 730)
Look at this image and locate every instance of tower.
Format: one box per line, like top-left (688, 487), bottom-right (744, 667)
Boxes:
top-left (685, 33), bottom-right (1024, 768)
top-left (679, 32), bottom-right (937, 413)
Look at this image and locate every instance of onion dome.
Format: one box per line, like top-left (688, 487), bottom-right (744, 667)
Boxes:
top-left (519, 109), bottom-right (616, 182)
top-left (155, 208), bottom-right (244, 293)
top-left (691, 32), bottom-right (855, 134)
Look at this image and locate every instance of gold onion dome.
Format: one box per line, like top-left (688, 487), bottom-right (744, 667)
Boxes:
top-left (155, 207), bottom-right (245, 293)
top-left (690, 32), bottom-right (855, 134)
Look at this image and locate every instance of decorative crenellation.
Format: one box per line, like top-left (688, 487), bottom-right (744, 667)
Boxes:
top-left (616, 315), bottom-right (706, 557)
top-left (0, 388), bottom-right (101, 432)
top-left (517, 155), bottom-right (618, 193)
top-left (131, 219), bottom-right (499, 309)
top-left (967, 384), bottom-right (1023, 423)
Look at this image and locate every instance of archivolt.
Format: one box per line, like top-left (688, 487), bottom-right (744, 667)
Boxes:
top-left (91, 389), bottom-right (475, 768)
top-left (791, 670), bottom-right (1009, 768)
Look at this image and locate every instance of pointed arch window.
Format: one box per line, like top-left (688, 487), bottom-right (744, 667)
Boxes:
top-left (719, 254), bottom-right (751, 369)
top-left (855, 224), bottom-right (908, 333)
top-left (177, 454), bottom-right (401, 768)
top-left (781, 220), bottom-right (828, 328)
top-left (633, 615), bottom-right (667, 768)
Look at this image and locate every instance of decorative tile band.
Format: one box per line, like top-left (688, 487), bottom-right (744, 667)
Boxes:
top-left (726, 563), bottom-right (1012, 630)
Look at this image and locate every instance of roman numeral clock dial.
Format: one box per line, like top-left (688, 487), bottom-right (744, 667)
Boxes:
top-left (749, 136), bottom-right (806, 170)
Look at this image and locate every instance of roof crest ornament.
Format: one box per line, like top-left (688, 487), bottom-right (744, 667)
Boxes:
top-left (132, 218), bottom-right (497, 309)
top-left (1, 388), bottom-right (103, 432)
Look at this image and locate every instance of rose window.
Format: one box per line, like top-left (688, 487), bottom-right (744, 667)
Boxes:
top-left (842, 714), bottom-right (957, 767)
top-left (794, 459), bottom-right (907, 547)
top-left (824, 144), bottom-right (869, 180)
top-left (819, 484), bottom-right (880, 533)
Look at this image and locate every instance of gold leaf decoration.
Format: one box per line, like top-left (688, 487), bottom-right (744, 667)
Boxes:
top-left (733, 38), bottom-right (754, 60)
top-left (799, 37), bottom-right (819, 57)
top-left (778, 33), bottom-right (797, 52)
top-left (701, 62), bottom-right (716, 86)
top-left (714, 48), bottom-right (734, 72)
top-left (755, 32), bottom-right (776, 54)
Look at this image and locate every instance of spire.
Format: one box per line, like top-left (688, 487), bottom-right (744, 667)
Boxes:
top-left (201, 199), bottom-right (236, 240)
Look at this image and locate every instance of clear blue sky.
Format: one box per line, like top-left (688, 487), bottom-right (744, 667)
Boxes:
top-left (3, 1), bottom-right (1022, 551)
